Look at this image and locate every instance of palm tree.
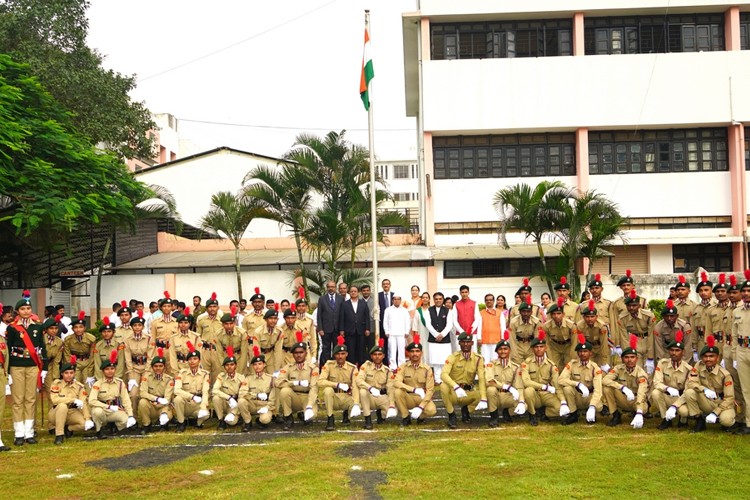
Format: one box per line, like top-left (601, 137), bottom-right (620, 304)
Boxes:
top-left (493, 181), bottom-right (573, 293)
top-left (243, 162), bottom-right (314, 294)
top-left (199, 191), bottom-right (265, 300)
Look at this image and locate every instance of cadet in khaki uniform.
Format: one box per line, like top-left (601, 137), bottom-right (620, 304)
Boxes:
top-left (733, 273), bottom-right (750, 434)
top-left (614, 290), bottom-right (655, 370)
top-left (542, 297), bottom-right (576, 371)
top-left (441, 332), bottom-right (488, 429)
top-left (242, 288), bottom-right (267, 335)
top-left (169, 309), bottom-right (203, 376)
top-left (692, 273), bottom-right (715, 358)
top-left (603, 335), bottom-right (649, 429)
top-left (196, 294), bottom-right (222, 378)
top-left (553, 277), bottom-right (579, 322)
top-left (575, 274), bottom-right (612, 326)
top-left (652, 300), bottom-right (692, 364)
top-left (521, 332), bottom-right (564, 425)
top-left (250, 307), bottom-right (283, 375)
top-left (41, 315), bottom-right (65, 394)
top-left (609, 270), bottom-right (648, 351)
top-left (48, 356), bottom-right (94, 444)
top-left (114, 302), bottom-right (134, 344)
top-left (239, 345), bottom-right (276, 431)
top-left (63, 314), bottom-right (96, 386)
top-left (508, 278), bottom-right (543, 320)
top-left (150, 293), bottom-right (178, 371)
top-left (137, 348), bottom-right (174, 433)
top-left (575, 300), bottom-right (611, 370)
top-left (508, 298), bottom-right (542, 365)
top-left (276, 338), bottom-right (319, 430)
top-left (214, 309), bottom-right (247, 381)
top-left (652, 332), bottom-right (691, 430)
top-left (714, 274), bottom-right (745, 428)
top-left (124, 317), bottom-right (154, 419)
top-left (173, 342), bottom-right (211, 432)
top-left (486, 331), bottom-right (526, 427)
top-left (212, 346), bottom-right (247, 430)
top-left (92, 315), bottom-right (126, 381)
top-left (356, 338), bottom-right (394, 429)
top-left (0, 324), bottom-right (9, 451)
top-left (674, 275), bottom-right (696, 326)
top-left (295, 291), bottom-right (318, 363)
top-left (558, 335), bottom-right (604, 425)
top-left (685, 335), bottom-right (736, 432)
top-left (393, 334), bottom-right (437, 425)
top-left (280, 306), bottom-right (300, 366)
top-left (319, 335), bottom-right (361, 431)
top-left (89, 350), bottom-right (136, 439)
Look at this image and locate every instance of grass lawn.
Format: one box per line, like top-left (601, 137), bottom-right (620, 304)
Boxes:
top-left (3, 400), bottom-right (750, 499)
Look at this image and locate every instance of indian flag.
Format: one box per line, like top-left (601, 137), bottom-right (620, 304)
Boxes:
top-left (360, 27), bottom-right (374, 111)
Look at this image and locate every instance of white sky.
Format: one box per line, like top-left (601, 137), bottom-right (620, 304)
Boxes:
top-left (86, 0), bottom-right (418, 161)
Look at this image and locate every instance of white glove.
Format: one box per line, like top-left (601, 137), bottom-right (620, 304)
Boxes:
top-left (645, 359), bottom-right (655, 375)
top-left (337, 383), bottom-right (349, 392)
top-left (693, 351), bottom-right (699, 363)
top-left (600, 364), bottom-right (610, 373)
top-left (706, 412), bottom-right (718, 424)
top-left (159, 413), bottom-right (169, 426)
top-left (386, 407), bottom-right (398, 419)
top-left (73, 399), bottom-right (83, 409)
top-left (414, 387), bottom-right (426, 398)
top-left (293, 380), bottom-right (301, 386)
top-left (224, 413), bottom-right (236, 424)
top-left (128, 379), bottom-right (138, 391)
top-left (369, 387), bottom-right (380, 397)
top-left (543, 384), bottom-right (556, 395)
top-left (508, 386), bottom-right (520, 401)
top-left (475, 400), bottom-right (488, 411)
top-left (126, 416), bottom-right (136, 428)
top-left (86, 377), bottom-right (95, 387)
top-left (703, 388), bottom-right (718, 400)
top-left (272, 371), bottom-right (280, 378)
top-left (514, 402), bottom-right (526, 415)
top-left (156, 397), bottom-right (169, 405)
top-left (454, 387), bottom-right (467, 399)
top-left (197, 409), bottom-right (209, 420)
top-left (409, 406), bottom-right (423, 419)
top-left (734, 360), bottom-right (739, 370)
top-left (257, 392), bottom-right (268, 401)
top-left (622, 386), bottom-right (635, 401)
top-left (586, 406), bottom-right (596, 423)
top-left (108, 405), bottom-right (120, 412)
top-left (577, 383), bottom-right (590, 398)
top-left (721, 359), bottom-right (726, 369)
top-left (41, 370), bottom-right (47, 383)
top-left (192, 395), bottom-right (202, 404)
top-left (350, 404), bottom-right (362, 418)
top-left (257, 406), bottom-right (269, 414)
top-left (84, 419), bottom-right (95, 431)
top-left (613, 346), bottom-right (623, 356)
top-left (630, 413), bottom-right (644, 429)
top-left (559, 402), bottom-right (570, 416)
top-left (228, 397), bottom-right (238, 409)
top-left (666, 387), bottom-right (679, 398)
top-left (304, 407), bottom-right (314, 421)
top-left (299, 379), bottom-right (309, 388)
top-left (665, 405), bottom-right (677, 421)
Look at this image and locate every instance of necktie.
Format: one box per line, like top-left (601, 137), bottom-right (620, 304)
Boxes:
top-left (330, 294), bottom-right (335, 307)
top-left (385, 294), bottom-right (390, 308)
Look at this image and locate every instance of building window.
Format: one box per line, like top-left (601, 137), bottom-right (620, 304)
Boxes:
top-left (584, 14), bottom-right (724, 55)
top-left (673, 243), bottom-right (732, 273)
top-left (393, 165), bottom-right (411, 179)
top-left (742, 13), bottom-right (750, 50)
top-left (433, 134), bottom-right (575, 179)
top-left (393, 193), bottom-right (418, 202)
top-left (589, 129), bottom-right (727, 174)
top-left (445, 258), bottom-right (558, 278)
top-left (432, 19), bottom-right (572, 60)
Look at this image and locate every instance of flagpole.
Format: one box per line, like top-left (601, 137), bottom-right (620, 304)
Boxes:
top-left (365, 9), bottom-right (380, 344)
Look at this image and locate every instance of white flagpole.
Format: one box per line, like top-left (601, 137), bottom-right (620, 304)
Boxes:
top-left (365, 10), bottom-right (380, 343)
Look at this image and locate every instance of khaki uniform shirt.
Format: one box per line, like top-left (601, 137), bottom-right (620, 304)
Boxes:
top-left (509, 303), bottom-right (542, 320)
top-left (575, 297), bottom-right (612, 326)
top-left (169, 330), bottom-right (203, 374)
top-left (50, 378), bottom-right (91, 419)
top-left (114, 326), bottom-right (133, 345)
top-left (319, 360), bottom-right (360, 404)
top-left (92, 339), bottom-right (125, 380)
top-left (653, 358), bottom-right (692, 405)
top-left (43, 335), bottom-right (64, 382)
top-left (276, 361), bottom-right (319, 408)
top-left (675, 298), bottom-right (696, 325)
top-left (242, 311), bottom-right (266, 336)
top-left (602, 364), bottom-right (649, 413)
top-left (441, 351), bottom-right (487, 400)
top-left (686, 362), bottom-right (735, 415)
top-left (558, 360), bottom-right (603, 408)
top-left (196, 316), bottom-right (223, 347)
top-left (89, 377), bottom-right (133, 416)
top-left (521, 355), bottom-right (562, 394)
top-left (485, 358), bottom-right (525, 401)
top-left (609, 295), bottom-right (648, 336)
top-left (543, 318), bottom-right (576, 344)
top-left (212, 371), bottom-right (248, 401)
top-left (394, 361), bottom-right (434, 407)
top-left (174, 368), bottom-right (211, 411)
top-left (615, 309), bottom-right (656, 357)
top-left (140, 372), bottom-right (175, 402)
top-left (63, 333), bottom-right (96, 376)
top-left (574, 319), bottom-right (609, 349)
top-left (245, 371), bottom-right (277, 411)
top-left (708, 301), bottom-right (732, 345)
top-left (295, 315), bottom-right (317, 358)
top-left (652, 318), bottom-right (692, 362)
top-left (149, 317), bottom-right (178, 345)
top-left (356, 360), bottom-right (395, 405)
top-left (123, 333), bottom-right (155, 379)
top-left (215, 328), bottom-right (247, 371)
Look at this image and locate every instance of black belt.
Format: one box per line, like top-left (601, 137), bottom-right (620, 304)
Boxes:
top-left (630, 332), bottom-right (648, 338)
top-left (176, 353), bottom-right (187, 362)
top-left (460, 384), bottom-right (473, 391)
top-left (131, 355), bottom-right (148, 365)
top-left (202, 344), bottom-right (216, 351)
top-left (738, 336), bottom-right (750, 348)
top-left (155, 340), bottom-right (170, 348)
top-left (714, 332), bottom-right (724, 342)
top-left (282, 346), bottom-right (292, 352)
top-left (71, 351), bottom-right (90, 360)
top-left (261, 347), bottom-right (273, 354)
top-left (551, 338), bottom-right (571, 345)
top-left (379, 388), bottom-right (388, 395)
top-left (334, 388), bottom-right (351, 394)
top-left (516, 336), bottom-right (532, 343)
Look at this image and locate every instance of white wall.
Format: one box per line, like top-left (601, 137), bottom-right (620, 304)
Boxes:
top-left (95, 274), bottom-right (168, 311)
top-left (648, 244), bottom-right (674, 273)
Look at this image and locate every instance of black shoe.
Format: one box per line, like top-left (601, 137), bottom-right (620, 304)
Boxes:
top-left (734, 425), bottom-right (750, 435)
top-left (658, 419), bottom-right (672, 431)
top-left (297, 412), bottom-right (305, 422)
top-left (0, 445), bottom-right (10, 452)
top-left (342, 410), bottom-right (350, 425)
top-left (217, 420), bottom-right (227, 431)
top-left (539, 413), bottom-right (550, 422)
top-left (109, 423), bottom-right (117, 436)
top-left (326, 416), bottom-right (335, 431)
top-left (502, 408), bottom-right (513, 423)
top-left (283, 415), bottom-right (293, 431)
top-left (644, 412), bottom-right (653, 419)
top-left (54, 435), bottom-right (64, 445)
top-left (600, 405), bottom-right (610, 417)
top-left (48, 428), bottom-right (55, 435)
top-left (160, 423), bottom-right (169, 432)
top-left (274, 415), bottom-right (285, 425)
top-left (561, 411), bottom-right (579, 426)
top-left (677, 418), bottom-right (688, 428)
top-left (488, 410), bottom-right (499, 428)
top-left (242, 421), bottom-right (252, 433)
top-left (64, 426), bottom-right (73, 439)
top-left (529, 413), bottom-right (538, 427)
top-left (25, 437), bottom-right (37, 445)
top-left (691, 416), bottom-right (707, 433)
top-left (447, 412), bottom-right (457, 429)
top-left (256, 418), bottom-right (268, 429)
top-left (176, 422), bottom-right (186, 433)
top-left (608, 410), bottom-right (622, 427)
top-left (460, 406), bottom-right (471, 423)
top-left (364, 415), bottom-right (373, 430)
top-left (723, 425), bottom-right (736, 433)
top-left (416, 417), bottom-right (426, 424)
top-left (13, 437), bottom-right (24, 446)
top-left (96, 430), bottom-right (108, 440)
top-left (375, 409), bottom-right (384, 424)
top-left (401, 416), bottom-right (412, 427)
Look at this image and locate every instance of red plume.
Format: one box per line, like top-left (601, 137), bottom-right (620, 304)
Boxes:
top-left (54, 314), bottom-right (62, 322)
top-left (666, 299), bottom-right (674, 309)
top-left (109, 350), bottom-right (118, 365)
top-left (413, 334), bottom-right (420, 345)
top-left (290, 303), bottom-right (296, 312)
top-left (701, 271), bottom-right (708, 283)
top-left (629, 334), bottom-right (638, 351)
top-left (121, 300), bottom-right (127, 308)
top-left (525, 296), bottom-right (532, 305)
top-left (296, 330), bottom-right (303, 343)
top-left (629, 289), bottom-right (637, 300)
top-left (578, 333), bottom-right (586, 345)
top-left (560, 276), bottom-right (567, 285)
top-left (745, 270), bottom-right (750, 281)
top-left (231, 305), bottom-right (238, 317)
top-left (211, 292), bottom-right (217, 301)
top-left (254, 287), bottom-right (260, 295)
top-left (78, 310), bottom-right (85, 321)
top-left (183, 307), bottom-right (191, 315)
top-left (595, 273), bottom-right (601, 281)
top-left (253, 345), bottom-right (261, 358)
top-left (503, 329), bottom-right (510, 341)
top-left (337, 334), bottom-right (345, 346)
top-left (626, 269), bottom-right (632, 278)
top-left (298, 286), bottom-right (305, 300)
top-left (556, 296), bottom-right (565, 308)
top-left (523, 278), bottom-right (529, 287)
top-left (138, 310), bottom-right (144, 319)
top-left (274, 303), bottom-right (279, 312)
top-left (678, 275), bottom-right (686, 285)
top-left (186, 341), bottom-right (195, 352)
top-left (378, 337), bottom-right (385, 348)
top-left (719, 273), bottom-right (726, 285)
top-left (588, 299), bottom-right (595, 311)
top-left (226, 345), bottom-right (235, 359)
top-left (537, 329), bottom-right (546, 342)
top-left (164, 291), bottom-right (170, 299)
top-left (70, 355), bottom-right (77, 365)
top-left (157, 347), bottom-right (164, 358)
top-left (706, 335), bottom-right (716, 348)
top-left (103, 316), bottom-right (110, 326)
top-left (22, 289), bottom-right (30, 298)
top-left (0, 302), bottom-right (3, 310)
top-left (730, 274), bottom-right (738, 287)
top-left (675, 330), bottom-right (684, 343)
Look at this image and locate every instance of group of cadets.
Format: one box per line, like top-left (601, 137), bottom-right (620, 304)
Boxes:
top-left (3, 267), bottom-right (750, 449)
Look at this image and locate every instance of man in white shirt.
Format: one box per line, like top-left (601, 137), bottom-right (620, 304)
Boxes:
top-left (383, 294), bottom-right (411, 367)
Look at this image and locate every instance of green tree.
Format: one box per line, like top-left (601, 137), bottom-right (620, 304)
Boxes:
top-left (199, 191), bottom-right (265, 300)
top-left (0, 0), bottom-right (155, 159)
top-left (493, 181), bottom-right (573, 294)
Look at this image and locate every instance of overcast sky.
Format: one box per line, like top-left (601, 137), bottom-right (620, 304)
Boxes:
top-left (86, 0), bottom-right (418, 161)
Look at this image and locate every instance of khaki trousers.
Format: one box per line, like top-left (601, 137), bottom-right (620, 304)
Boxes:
top-left (684, 388), bottom-right (735, 426)
top-left (440, 384), bottom-right (481, 414)
top-left (523, 388), bottom-right (561, 416)
top-left (173, 396), bottom-right (209, 425)
top-left (137, 399), bottom-right (172, 426)
top-left (393, 390), bottom-right (437, 418)
top-left (48, 405), bottom-right (85, 436)
top-left (212, 396), bottom-right (240, 423)
top-left (238, 398), bottom-right (273, 424)
top-left (90, 407), bottom-right (128, 431)
top-left (650, 390), bottom-right (689, 419)
top-left (322, 388), bottom-right (355, 417)
top-left (359, 389), bottom-right (390, 417)
top-left (487, 386), bottom-right (519, 412)
top-left (603, 386), bottom-right (641, 413)
top-left (734, 346), bottom-right (750, 424)
top-left (278, 387), bottom-right (318, 418)
top-left (10, 366), bottom-right (38, 424)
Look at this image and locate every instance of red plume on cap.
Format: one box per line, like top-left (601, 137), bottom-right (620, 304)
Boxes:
top-left (186, 341), bottom-right (195, 352)
top-left (298, 286), bottom-right (305, 300)
top-left (0, 302), bottom-right (3, 309)
top-left (730, 274), bottom-right (738, 286)
top-left (54, 314), bottom-right (62, 322)
top-left (78, 310), bottom-right (86, 321)
top-left (184, 306), bottom-right (191, 315)
top-left (231, 305), bottom-right (238, 317)
top-left (296, 330), bottom-right (303, 343)
top-left (121, 300), bottom-right (127, 308)
top-left (523, 278), bottom-right (529, 287)
top-left (138, 310), bottom-right (144, 319)
top-left (290, 303), bottom-right (296, 312)
top-left (70, 355), bottom-right (77, 365)
top-left (254, 287), bottom-right (260, 294)
top-left (675, 330), bottom-right (684, 343)
top-left (413, 334), bottom-right (420, 345)
top-left (274, 303), bottom-right (279, 312)
top-left (253, 345), bottom-right (261, 358)
top-left (719, 273), bottom-right (726, 285)
top-left (525, 296), bottom-right (532, 305)
top-left (537, 330), bottom-right (546, 342)
top-left (337, 334), bottom-right (345, 346)
top-left (701, 271), bottom-right (708, 283)
top-left (211, 292), bottom-right (217, 301)
top-left (157, 347), bottom-right (164, 358)
top-left (706, 335), bottom-right (716, 348)
top-left (578, 333), bottom-right (586, 345)
top-left (626, 269), bottom-right (632, 278)
top-left (109, 350), bottom-right (118, 364)
top-left (666, 299), bottom-right (674, 309)
top-left (560, 276), bottom-right (567, 285)
top-left (629, 334), bottom-right (638, 351)
top-left (103, 316), bottom-right (110, 326)
top-left (678, 275), bottom-right (686, 285)
top-left (226, 345), bottom-right (235, 358)
top-left (164, 291), bottom-right (170, 299)
top-left (588, 299), bottom-right (595, 311)
top-left (629, 289), bottom-right (637, 300)
top-left (557, 296), bottom-right (565, 308)
top-left (22, 289), bottom-right (30, 298)
top-left (378, 337), bottom-right (384, 348)
top-left (595, 273), bottom-right (601, 281)
top-left (745, 270), bottom-right (750, 281)
top-left (503, 329), bottom-right (510, 341)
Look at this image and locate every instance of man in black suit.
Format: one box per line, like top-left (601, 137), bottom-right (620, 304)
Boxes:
top-left (338, 285), bottom-right (371, 366)
top-left (378, 279), bottom-right (394, 364)
top-left (316, 280), bottom-right (343, 365)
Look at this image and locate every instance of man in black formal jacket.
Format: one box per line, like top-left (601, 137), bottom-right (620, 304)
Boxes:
top-left (316, 280), bottom-right (343, 365)
top-left (339, 285), bottom-right (371, 366)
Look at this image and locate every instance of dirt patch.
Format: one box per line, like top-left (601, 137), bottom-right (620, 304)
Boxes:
top-left (348, 470), bottom-right (388, 500)
top-left (87, 445), bottom-right (207, 471)
top-left (337, 440), bottom-right (391, 459)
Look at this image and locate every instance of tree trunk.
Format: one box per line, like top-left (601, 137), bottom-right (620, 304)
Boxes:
top-left (234, 245), bottom-right (243, 300)
top-left (96, 226), bottom-right (114, 321)
top-left (294, 231), bottom-right (308, 294)
top-left (536, 239), bottom-right (554, 295)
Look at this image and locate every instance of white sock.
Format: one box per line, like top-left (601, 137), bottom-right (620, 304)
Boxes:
top-left (13, 421), bottom-right (24, 438)
top-left (24, 419), bottom-right (35, 438)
